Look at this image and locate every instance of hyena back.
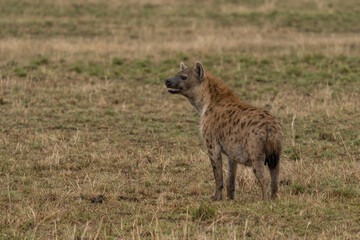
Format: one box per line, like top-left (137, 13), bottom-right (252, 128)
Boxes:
top-left (165, 61), bottom-right (283, 201)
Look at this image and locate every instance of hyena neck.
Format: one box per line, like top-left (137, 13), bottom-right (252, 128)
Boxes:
top-left (186, 92), bottom-right (207, 115)
top-left (186, 72), bottom-right (236, 116)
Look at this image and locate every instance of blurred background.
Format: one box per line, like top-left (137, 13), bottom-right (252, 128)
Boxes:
top-left (2, 0), bottom-right (360, 62)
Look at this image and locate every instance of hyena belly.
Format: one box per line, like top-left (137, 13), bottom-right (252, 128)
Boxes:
top-left (218, 139), bottom-right (251, 166)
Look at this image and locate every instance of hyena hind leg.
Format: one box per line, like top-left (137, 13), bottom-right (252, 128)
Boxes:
top-left (268, 158), bottom-right (280, 199)
top-left (252, 155), bottom-right (270, 201)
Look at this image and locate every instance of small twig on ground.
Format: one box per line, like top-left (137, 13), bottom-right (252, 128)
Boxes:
top-left (291, 114), bottom-right (297, 147)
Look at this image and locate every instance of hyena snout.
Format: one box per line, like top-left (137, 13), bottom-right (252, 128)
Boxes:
top-left (165, 78), bottom-right (172, 86)
top-left (165, 78), bottom-right (181, 94)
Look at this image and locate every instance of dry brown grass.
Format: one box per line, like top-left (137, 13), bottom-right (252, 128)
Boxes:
top-left (2, 29), bottom-right (360, 64)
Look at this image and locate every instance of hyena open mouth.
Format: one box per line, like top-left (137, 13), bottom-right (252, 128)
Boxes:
top-left (167, 88), bottom-right (181, 94)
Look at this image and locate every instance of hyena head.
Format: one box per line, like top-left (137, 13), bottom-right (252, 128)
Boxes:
top-left (165, 61), bottom-right (205, 95)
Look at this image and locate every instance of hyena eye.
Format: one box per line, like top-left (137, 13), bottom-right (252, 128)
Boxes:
top-left (181, 75), bottom-right (187, 80)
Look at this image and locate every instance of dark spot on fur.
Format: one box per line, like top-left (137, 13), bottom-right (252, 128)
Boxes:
top-left (259, 122), bottom-right (267, 129)
top-left (203, 128), bottom-right (208, 135)
top-left (241, 122), bottom-right (245, 129)
top-left (253, 169), bottom-right (256, 174)
top-left (249, 109), bottom-right (256, 112)
top-left (247, 120), bottom-right (253, 126)
top-left (251, 121), bottom-right (259, 126)
top-left (259, 114), bottom-right (265, 119)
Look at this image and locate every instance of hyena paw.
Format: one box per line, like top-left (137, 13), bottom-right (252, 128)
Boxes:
top-left (211, 194), bottom-right (222, 201)
top-left (271, 193), bottom-right (278, 200)
top-left (227, 190), bottom-right (235, 200)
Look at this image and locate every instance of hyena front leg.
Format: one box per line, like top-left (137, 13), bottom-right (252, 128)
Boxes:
top-left (207, 143), bottom-right (223, 201)
top-left (226, 157), bottom-right (237, 200)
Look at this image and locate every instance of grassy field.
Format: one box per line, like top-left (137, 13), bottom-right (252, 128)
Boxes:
top-left (0, 0), bottom-right (360, 239)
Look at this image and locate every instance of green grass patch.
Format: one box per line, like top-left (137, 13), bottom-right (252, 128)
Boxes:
top-left (12, 66), bottom-right (28, 77)
top-left (191, 204), bottom-right (216, 221)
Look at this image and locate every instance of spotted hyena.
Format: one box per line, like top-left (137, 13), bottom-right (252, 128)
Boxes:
top-left (165, 61), bottom-right (283, 201)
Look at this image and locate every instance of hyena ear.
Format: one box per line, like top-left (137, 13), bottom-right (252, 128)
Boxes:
top-left (194, 61), bottom-right (205, 81)
top-left (180, 62), bottom-right (187, 71)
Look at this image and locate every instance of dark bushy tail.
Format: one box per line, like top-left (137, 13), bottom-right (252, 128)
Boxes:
top-left (265, 125), bottom-right (283, 169)
top-left (264, 125), bottom-right (283, 199)
top-left (265, 153), bottom-right (279, 169)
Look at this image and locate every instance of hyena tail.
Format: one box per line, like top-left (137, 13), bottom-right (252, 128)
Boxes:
top-left (265, 152), bottom-right (279, 169)
top-left (265, 127), bottom-right (283, 169)
top-left (265, 127), bottom-right (282, 198)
